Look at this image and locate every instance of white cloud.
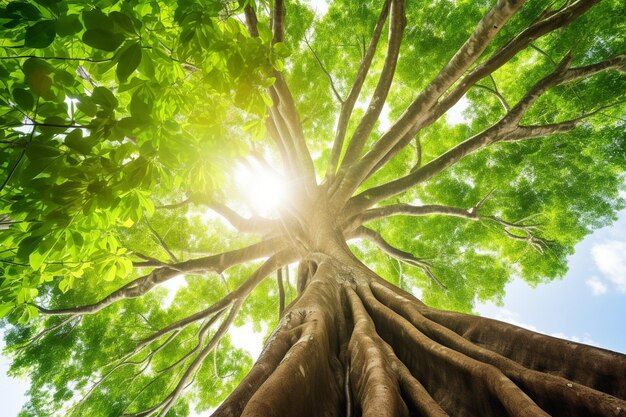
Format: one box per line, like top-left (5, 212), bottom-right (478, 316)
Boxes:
top-left (585, 276), bottom-right (608, 296)
top-left (591, 241), bottom-right (626, 292)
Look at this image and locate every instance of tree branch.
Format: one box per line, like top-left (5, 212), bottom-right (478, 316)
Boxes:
top-left (348, 54), bottom-right (625, 212)
top-left (156, 196), bottom-right (192, 210)
top-left (349, 200), bottom-right (548, 254)
top-left (348, 0), bottom-right (601, 193)
top-left (277, 268), bottom-right (285, 317)
top-left (334, 0), bottom-right (406, 181)
top-left (144, 216), bottom-right (178, 263)
top-left (335, 0), bottom-right (526, 200)
top-left (304, 35), bottom-right (344, 104)
top-left (326, 0), bottom-right (391, 180)
top-left (209, 202), bottom-right (275, 234)
top-left (124, 300), bottom-right (243, 417)
top-left (474, 75), bottom-right (510, 113)
top-left (35, 239), bottom-right (285, 316)
top-left (350, 226), bottom-right (446, 290)
top-left (272, 0), bottom-right (285, 44)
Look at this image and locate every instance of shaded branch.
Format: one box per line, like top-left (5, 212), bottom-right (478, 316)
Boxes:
top-left (335, 0), bottom-right (406, 181)
top-left (326, 0), bottom-right (392, 180)
top-left (350, 226), bottom-right (446, 290)
top-left (144, 216), bottom-right (178, 263)
top-left (277, 268), bottom-right (285, 317)
top-left (35, 239), bottom-right (285, 316)
top-left (304, 35), bottom-right (344, 104)
top-left (335, 0), bottom-right (526, 199)
top-left (272, 0), bottom-right (285, 44)
top-left (349, 53), bottom-right (625, 212)
top-left (243, 5), bottom-right (259, 37)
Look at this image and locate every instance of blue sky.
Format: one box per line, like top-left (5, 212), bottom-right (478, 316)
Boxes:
top-left (477, 208), bottom-right (626, 353)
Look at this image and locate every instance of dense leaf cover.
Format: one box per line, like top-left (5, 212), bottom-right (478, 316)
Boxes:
top-left (0, 0), bottom-right (624, 416)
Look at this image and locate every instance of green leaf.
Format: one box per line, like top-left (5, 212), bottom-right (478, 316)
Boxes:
top-left (272, 42), bottom-right (291, 58)
top-left (26, 142), bottom-right (62, 159)
top-left (82, 8), bottom-right (112, 31)
top-left (24, 20), bottom-right (56, 48)
top-left (58, 277), bottom-right (74, 293)
top-left (29, 250), bottom-right (45, 270)
top-left (5, 2), bottom-right (41, 20)
top-left (130, 90), bottom-right (152, 120)
top-left (116, 42), bottom-right (142, 82)
top-left (76, 96), bottom-right (97, 117)
top-left (17, 287), bottom-right (38, 304)
top-left (0, 304), bottom-right (13, 320)
top-left (110, 11), bottom-right (136, 34)
top-left (56, 14), bottom-right (83, 37)
top-left (103, 263), bottom-right (117, 281)
top-left (138, 50), bottom-right (155, 78)
top-left (22, 57), bottom-right (53, 95)
top-left (64, 129), bottom-right (92, 154)
top-left (12, 87), bottom-right (34, 111)
top-left (82, 29), bottom-right (125, 51)
top-left (17, 235), bottom-right (41, 260)
top-left (91, 87), bottom-right (118, 110)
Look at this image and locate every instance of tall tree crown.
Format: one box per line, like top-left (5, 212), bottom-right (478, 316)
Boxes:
top-left (0, 0), bottom-right (625, 416)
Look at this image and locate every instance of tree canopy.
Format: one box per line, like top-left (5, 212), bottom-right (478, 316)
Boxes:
top-left (0, 0), bottom-right (625, 416)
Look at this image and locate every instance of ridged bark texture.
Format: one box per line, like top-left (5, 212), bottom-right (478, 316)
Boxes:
top-left (213, 254), bottom-right (626, 417)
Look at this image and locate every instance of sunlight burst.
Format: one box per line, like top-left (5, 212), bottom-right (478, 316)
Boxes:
top-left (235, 160), bottom-right (286, 216)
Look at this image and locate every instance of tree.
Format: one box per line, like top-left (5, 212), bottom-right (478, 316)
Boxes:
top-left (0, 0), bottom-right (625, 415)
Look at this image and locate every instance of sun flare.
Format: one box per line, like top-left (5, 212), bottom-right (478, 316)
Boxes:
top-left (234, 159), bottom-right (287, 217)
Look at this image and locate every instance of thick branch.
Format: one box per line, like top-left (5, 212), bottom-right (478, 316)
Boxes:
top-left (350, 201), bottom-right (548, 254)
top-left (335, 0), bottom-right (525, 200)
top-left (326, 0), bottom-right (392, 180)
top-left (277, 268), bottom-right (285, 317)
top-left (209, 202), bottom-right (274, 234)
top-left (349, 0), bottom-right (601, 192)
top-left (243, 1), bottom-right (315, 190)
top-left (430, 0), bottom-right (601, 130)
top-left (117, 249), bottom-right (295, 369)
top-left (336, 0), bottom-right (406, 173)
top-left (36, 239), bottom-right (285, 316)
top-left (349, 54), bottom-right (625, 211)
top-left (269, 79), bottom-right (317, 191)
top-left (244, 5), bottom-right (259, 37)
top-left (272, 0), bottom-right (285, 44)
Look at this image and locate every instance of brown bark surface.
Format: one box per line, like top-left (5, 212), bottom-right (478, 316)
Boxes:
top-left (212, 233), bottom-right (626, 417)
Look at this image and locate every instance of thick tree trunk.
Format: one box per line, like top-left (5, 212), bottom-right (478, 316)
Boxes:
top-left (213, 240), bottom-right (626, 417)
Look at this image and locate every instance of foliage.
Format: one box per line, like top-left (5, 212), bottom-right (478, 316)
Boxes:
top-left (0, 0), bottom-right (624, 416)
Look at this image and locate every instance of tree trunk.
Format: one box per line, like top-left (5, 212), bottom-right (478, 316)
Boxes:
top-left (213, 240), bottom-right (626, 417)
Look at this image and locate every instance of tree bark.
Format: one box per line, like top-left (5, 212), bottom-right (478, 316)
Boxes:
top-left (212, 240), bottom-right (626, 417)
